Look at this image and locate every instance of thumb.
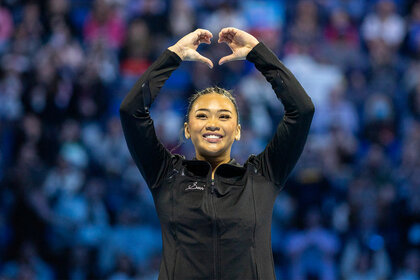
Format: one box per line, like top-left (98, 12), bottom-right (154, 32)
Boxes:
top-left (195, 52), bottom-right (214, 69)
top-left (218, 54), bottom-right (237, 65)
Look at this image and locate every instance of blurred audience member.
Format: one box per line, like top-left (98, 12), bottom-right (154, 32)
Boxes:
top-left (285, 209), bottom-right (339, 280)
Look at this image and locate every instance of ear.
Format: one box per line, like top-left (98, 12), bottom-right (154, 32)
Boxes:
top-left (235, 123), bottom-right (241, 141)
top-left (184, 122), bottom-right (190, 139)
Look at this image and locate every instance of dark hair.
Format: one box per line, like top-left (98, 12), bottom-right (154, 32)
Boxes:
top-left (186, 86), bottom-right (240, 124)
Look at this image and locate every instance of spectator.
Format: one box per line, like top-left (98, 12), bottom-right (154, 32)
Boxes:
top-left (83, 0), bottom-right (126, 50)
top-left (120, 19), bottom-right (152, 77)
top-left (286, 0), bottom-right (322, 55)
top-left (362, 0), bottom-right (406, 50)
top-left (314, 83), bottom-right (359, 134)
top-left (285, 208), bottom-right (339, 280)
top-left (341, 238), bottom-right (391, 280)
top-left (169, 0), bottom-right (196, 37)
top-left (0, 0), bottom-right (13, 52)
top-left (202, 3), bottom-right (246, 35)
top-left (322, 8), bottom-right (364, 69)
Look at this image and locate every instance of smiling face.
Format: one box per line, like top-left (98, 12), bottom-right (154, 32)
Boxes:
top-left (184, 93), bottom-right (241, 161)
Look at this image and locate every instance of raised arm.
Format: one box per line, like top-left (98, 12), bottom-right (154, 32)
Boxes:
top-left (248, 42), bottom-right (314, 187)
top-left (219, 27), bottom-right (315, 188)
top-left (120, 29), bottom-right (213, 189)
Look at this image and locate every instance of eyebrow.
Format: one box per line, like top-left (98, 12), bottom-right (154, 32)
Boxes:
top-left (195, 109), bottom-right (232, 113)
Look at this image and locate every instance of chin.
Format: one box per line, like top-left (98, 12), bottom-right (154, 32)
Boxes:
top-left (193, 138), bottom-right (233, 159)
top-left (197, 145), bottom-right (227, 158)
top-left (200, 149), bottom-right (224, 158)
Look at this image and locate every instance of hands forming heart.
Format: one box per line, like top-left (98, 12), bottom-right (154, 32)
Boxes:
top-left (167, 27), bottom-right (260, 69)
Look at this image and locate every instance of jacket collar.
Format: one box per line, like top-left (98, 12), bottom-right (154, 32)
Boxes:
top-left (183, 157), bottom-right (245, 179)
top-left (189, 157), bottom-right (242, 167)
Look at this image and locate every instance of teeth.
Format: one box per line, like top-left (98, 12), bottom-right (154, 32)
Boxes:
top-left (205, 135), bottom-right (221, 139)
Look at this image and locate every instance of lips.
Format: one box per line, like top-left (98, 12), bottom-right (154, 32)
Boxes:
top-left (203, 133), bottom-right (223, 143)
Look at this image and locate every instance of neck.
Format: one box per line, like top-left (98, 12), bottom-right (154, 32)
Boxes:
top-left (196, 154), bottom-right (230, 171)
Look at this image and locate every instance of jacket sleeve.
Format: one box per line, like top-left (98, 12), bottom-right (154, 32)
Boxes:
top-left (119, 49), bottom-right (182, 189)
top-left (246, 42), bottom-right (315, 188)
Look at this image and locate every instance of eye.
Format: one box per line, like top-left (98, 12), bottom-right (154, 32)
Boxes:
top-left (196, 114), bottom-right (207, 119)
top-left (220, 114), bottom-right (231, 119)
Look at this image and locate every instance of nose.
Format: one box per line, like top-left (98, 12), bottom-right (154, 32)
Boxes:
top-left (205, 116), bottom-right (220, 131)
top-left (206, 125), bottom-right (220, 131)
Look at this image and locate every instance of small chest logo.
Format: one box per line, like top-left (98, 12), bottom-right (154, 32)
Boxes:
top-left (185, 182), bottom-right (204, 191)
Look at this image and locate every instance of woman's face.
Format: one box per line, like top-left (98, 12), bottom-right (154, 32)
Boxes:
top-left (184, 93), bottom-right (241, 160)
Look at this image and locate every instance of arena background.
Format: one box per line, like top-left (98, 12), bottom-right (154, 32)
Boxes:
top-left (0, 0), bottom-right (420, 279)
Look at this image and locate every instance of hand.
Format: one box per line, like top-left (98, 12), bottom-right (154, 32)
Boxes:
top-left (217, 27), bottom-right (259, 65)
top-left (168, 29), bottom-right (213, 68)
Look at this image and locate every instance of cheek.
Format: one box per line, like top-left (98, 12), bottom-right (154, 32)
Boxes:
top-left (222, 124), bottom-right (238, 140)
top-left (188, 123), bottom-right (203, 138)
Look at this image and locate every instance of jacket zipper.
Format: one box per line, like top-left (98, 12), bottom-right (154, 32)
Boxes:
top-left (210, 179), bottom-right (217, 280)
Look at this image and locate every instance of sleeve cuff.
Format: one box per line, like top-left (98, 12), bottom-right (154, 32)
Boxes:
top-left (246, 42), bottom-right (266, 60)
top-left (165, 49), bottom-right (183, 64)
top-left (246, 41), bottom-right (280, 66)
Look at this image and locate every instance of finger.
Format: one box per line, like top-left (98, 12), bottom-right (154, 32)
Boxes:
top-left (220, 27), bottom-right (237, 38)
top-left (218, 32), bottom-right (233, 44)
top-left (218, 54), bottom-right (238, 65)
top-left (199, 34), bottom-right (212, 44)
top-left (218, 29), bottom-right (227, 41)
top-left (220, 27), bottom-right (233, 35)
top-left (218, 35), bottom-right (232, 44)
top-left (195, 33), bottom-right (212, 46)
top-left (196, 28), bottom-right (212, 36)
top-left (218, 32), bottom-right (232, 42)
top-left (219, 30), bottom-right (237, 43)
top-left (195, 28), bottom-right (213, 40)
top-left (194, 36), bottom-right (211, 47)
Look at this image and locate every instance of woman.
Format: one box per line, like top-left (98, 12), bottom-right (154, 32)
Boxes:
top-left (120, 27), bottom-right (315, 280)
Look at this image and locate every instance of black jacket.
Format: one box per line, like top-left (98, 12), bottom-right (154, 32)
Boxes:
top-left (119, 42), bottom-right (315, 280)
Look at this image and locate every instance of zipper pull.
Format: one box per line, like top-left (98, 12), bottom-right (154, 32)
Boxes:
top-left (211, 179), bottom-right (215, 194)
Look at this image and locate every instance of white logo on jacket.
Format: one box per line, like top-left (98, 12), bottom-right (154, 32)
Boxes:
top-left (185, 182), bottom-right (204, 191)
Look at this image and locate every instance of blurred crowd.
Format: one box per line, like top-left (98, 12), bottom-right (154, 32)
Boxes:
top-left (0, 0), bottom-right (420, 279)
